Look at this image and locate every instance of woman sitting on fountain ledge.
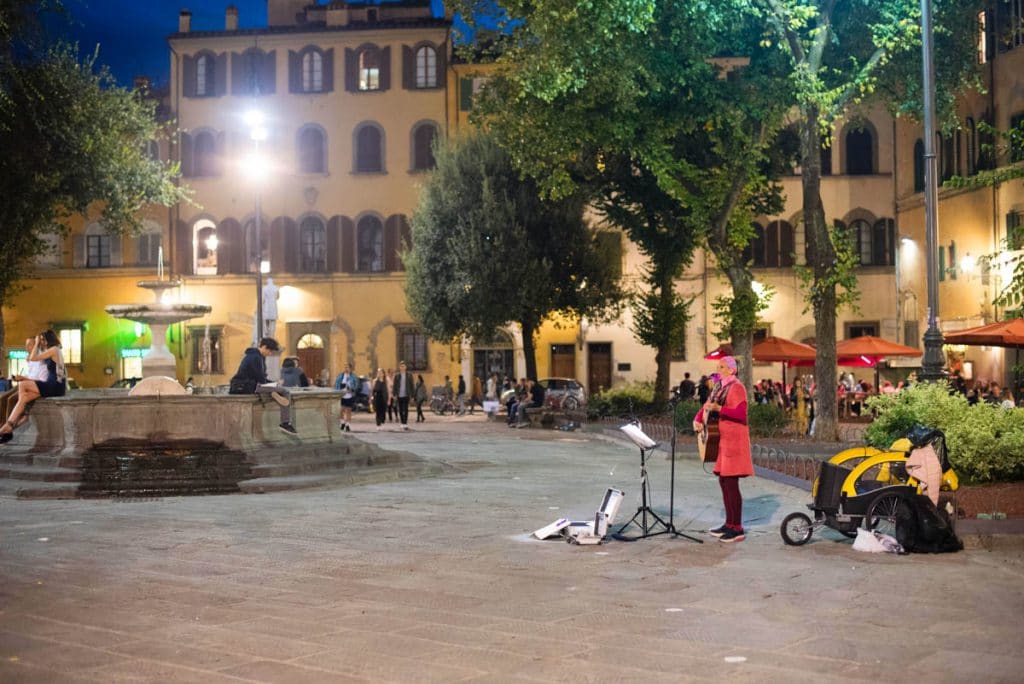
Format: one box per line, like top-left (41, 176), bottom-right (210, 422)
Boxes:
top-left (228, 337), bottom-right (298, 435)
top-left (1, 330), bottom-right (67, 444)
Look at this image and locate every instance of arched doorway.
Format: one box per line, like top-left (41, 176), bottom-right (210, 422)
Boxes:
top-left (473, 330), bottom-right (515, 383)
top-left (297, 333), bottom-right (325, 385)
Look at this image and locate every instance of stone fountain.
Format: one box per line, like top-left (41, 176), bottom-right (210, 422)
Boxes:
top-left (105, 278), bottom-right (212, 395)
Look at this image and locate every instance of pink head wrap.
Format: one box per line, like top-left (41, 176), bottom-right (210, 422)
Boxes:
top-left (721, 355), bottom-right (738, 371)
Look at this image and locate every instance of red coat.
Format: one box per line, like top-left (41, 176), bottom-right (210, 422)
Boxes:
top-left (696, 379), bottom-right (753, 477)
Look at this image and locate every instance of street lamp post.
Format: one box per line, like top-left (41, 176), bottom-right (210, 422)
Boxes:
top-left (918, 0), bottom-right (946, 382)
top-left (245, 110), bottom-right (268, 345)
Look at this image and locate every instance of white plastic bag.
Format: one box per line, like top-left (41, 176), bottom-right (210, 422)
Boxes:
top-left (852, 528), bottom-right (904, 554)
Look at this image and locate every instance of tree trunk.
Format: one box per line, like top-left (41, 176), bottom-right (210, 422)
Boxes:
top-left (653, 274), bottom-right (675, 402)
top-left (801, 107), bottom-right (840, 442)
top-left (724, 265), bottom-right (755, 392)
top-left (521, 319), bottom-right (538, 381)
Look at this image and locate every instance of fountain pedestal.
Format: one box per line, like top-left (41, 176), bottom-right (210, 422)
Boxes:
top-left (105, 279), bottom-right (212, 394)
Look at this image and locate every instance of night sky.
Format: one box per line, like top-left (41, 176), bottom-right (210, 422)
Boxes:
top-left (61, 0), bottom-right (448, 88)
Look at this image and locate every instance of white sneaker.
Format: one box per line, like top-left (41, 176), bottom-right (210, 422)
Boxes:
top-left (402, 424), bottom-right (409, 431)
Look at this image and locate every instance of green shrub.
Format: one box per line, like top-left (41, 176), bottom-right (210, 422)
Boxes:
top-left (748, 403), bottom-right (789, 438)
top-left (864, 382), bottom-right (1024, 483)
top-left (673, 400), bottom-right (702, 433)
top-left (586, 382), bottom-right (655, 419)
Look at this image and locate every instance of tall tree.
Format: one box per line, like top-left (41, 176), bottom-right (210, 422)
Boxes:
top-left (403, 132), bottom-right (623, 379)
top-left (752, 0), bottom-right (981, 440)
top-left (0, 0), bottom-right (185, 373)
top-left (452, 0), bottom-right (792, 394)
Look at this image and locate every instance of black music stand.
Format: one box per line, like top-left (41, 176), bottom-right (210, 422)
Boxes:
top-left (614, 423), bottom-right (702, 543)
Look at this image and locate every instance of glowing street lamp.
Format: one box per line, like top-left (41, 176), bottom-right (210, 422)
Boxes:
top-left (246, 110), bottom-right (269, 343)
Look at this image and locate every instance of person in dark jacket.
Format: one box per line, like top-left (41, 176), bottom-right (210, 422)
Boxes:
top-left (414, 374), bottom-right (428, 423)
top-left (280, 357), bottom-right (309, 388)
top-left (229, 337), bottom-right (297, 435)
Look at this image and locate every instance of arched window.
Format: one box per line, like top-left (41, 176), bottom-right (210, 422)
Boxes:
top-left (743, 221), bottom-right (792, 267)
top-left (411, 122), bottom-right (437, 171)
top-left (415, 45), bottom-right (437, 88)
top-left (297, 126), bottom-right (326, 174)
top-left (846, 218), bottom-right (894, 267)
top-left (196, 54), bottom-right (211, 96)
top-left (299, 216), bottom-right (326, 273)
top-left (942, 132), bottom-right (957, 181)
top-left (354, 124), bottom-right (384, 173)
top-left (194, 219), bottom-right (218, 275)
top-left (298, 333), bottom-right (324, 350)
top-left (357, 215), bottom-right (384, 272)
top-left (359, 48), bottom-right (381, 91)
top-left (302, 51), bottom-right (323, 92)
top-left (193, 131), bottom-right (218, 177)
top-left (137, 221), bottom-right (162, 266)
top-left (966, 118), bottom-right (977, 175)
top-left (845, 127), bottom-right (874, 174)
top-left (913, 139), bottom-right (925, 192)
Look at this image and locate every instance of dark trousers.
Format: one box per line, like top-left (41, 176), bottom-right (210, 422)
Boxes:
top-left (397, 396), bottom-right (410, 425)
top-left (373, 396), bottom-right (387, 425)
top-left (415, 400), bottom-right (425, 422)
top-left (718, 475), bottom-right (743, 530)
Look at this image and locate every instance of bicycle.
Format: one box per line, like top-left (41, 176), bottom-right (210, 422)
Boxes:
top-left (430, 394), bottom-right (456, 415)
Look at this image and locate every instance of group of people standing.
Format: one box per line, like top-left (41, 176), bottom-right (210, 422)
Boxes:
top-left (0, 330), bottom-right (68, 444)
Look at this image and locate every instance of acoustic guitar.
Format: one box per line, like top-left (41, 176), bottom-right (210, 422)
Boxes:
top-left (697, 411), bottom-right (720, 464)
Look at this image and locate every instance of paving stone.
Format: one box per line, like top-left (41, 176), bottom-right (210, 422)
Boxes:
top-left (2, 415), bottom-right (1022, 681)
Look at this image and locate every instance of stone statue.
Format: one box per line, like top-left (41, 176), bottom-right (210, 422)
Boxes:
top-left (261, 276), bottom-right (279, 338)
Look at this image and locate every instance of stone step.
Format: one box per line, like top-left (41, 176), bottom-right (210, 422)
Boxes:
top-left (0, 479), bottom-right (80, 499)
top-left (239, 462), bottom-right (449, 494)
top-left (250, 452), bottom-right (405, 478)
top-left (4, 465), bottom-right (83, 483)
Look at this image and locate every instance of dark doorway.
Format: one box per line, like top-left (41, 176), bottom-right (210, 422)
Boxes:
top-left (587, 343), bottom-right (612, 396)
top-left (550, 344), bottom-right (575, 378)
top-left (296, 333), bottom-right (326, 385)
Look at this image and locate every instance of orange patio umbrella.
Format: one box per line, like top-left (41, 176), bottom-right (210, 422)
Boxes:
top-left (835, 335), bottom-right (923, 359)
top-left (753, 336), bottom-right (817, 388)
top-left (943, 318), bottom-right (1024, 347)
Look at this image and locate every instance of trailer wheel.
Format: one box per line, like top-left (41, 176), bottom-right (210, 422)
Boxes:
top-left (780, 512), bottom-right (814, 546)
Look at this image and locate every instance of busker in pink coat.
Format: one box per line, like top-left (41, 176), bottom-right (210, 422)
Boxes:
top-left (692, 356), bottom-right (754, 542)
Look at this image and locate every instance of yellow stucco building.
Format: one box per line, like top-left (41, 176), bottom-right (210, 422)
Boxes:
top-left (3, 2), bottom-right (1023, 395)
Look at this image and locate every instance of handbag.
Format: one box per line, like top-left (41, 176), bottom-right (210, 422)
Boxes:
top-left (229, 377), bottom-right (257, 394)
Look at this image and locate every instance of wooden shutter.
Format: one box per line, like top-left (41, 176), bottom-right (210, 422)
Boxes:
top-left (288, 50), bottom-right (300, 93)
top-left (402, 45), bottom-right (414, 89)
top-left (174, 220), bottom-right (193, 276)
top-left (231, 52), bottom-right (245, 95)
top-left (182, 54), bottom-right (196, 97)
top-left (340, 217), bottom-right (355, 272)
top-left (262, 50), bottom-right (276, 94)
top-left (437, 42), bottom-right (447, 88)
top-left (398, 214), bottom-right (411, 271)
top-left (283, 218), bottom-right (299, 273)
top-left (384, 216), bottom-right (399, 272)
top-left (327, 216), bottom-right (341, 272)
top-left (344, 48), bottom-right (358, 92)
top-left (459, 77), bottom-right (473, 111)
top-left (180, 132), bottom-right (193, 177)
top-left (380, 46), bottom-right (391, 91)
top-left (109, 234), bottom-right (123, 266)
top-left (215, 52), bottom-right (228, 96)
top-left (72, 235), bottom-right (85, 268)
top-left (322, 48), bottom-right (334, 92)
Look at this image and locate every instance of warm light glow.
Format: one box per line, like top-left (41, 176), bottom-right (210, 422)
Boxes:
top-left (205, 234), bottom-right (219, 252)
top-left (960, 253), bottom-right (976, 274)
top-left (244, 110), bottom-right (267, 141)
top-left (244, 154), bottom-right (269, 182)
top-left (751, 280), bottom-right (766, 298)
top-left (260, 259), bottom-right (270, 274)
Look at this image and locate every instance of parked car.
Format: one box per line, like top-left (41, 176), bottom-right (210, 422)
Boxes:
top-left (538, 377), bottom-right (586, 410)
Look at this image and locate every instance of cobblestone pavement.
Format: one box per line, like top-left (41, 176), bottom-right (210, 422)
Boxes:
top-left (2, 413), bottom-right (1022, 683)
